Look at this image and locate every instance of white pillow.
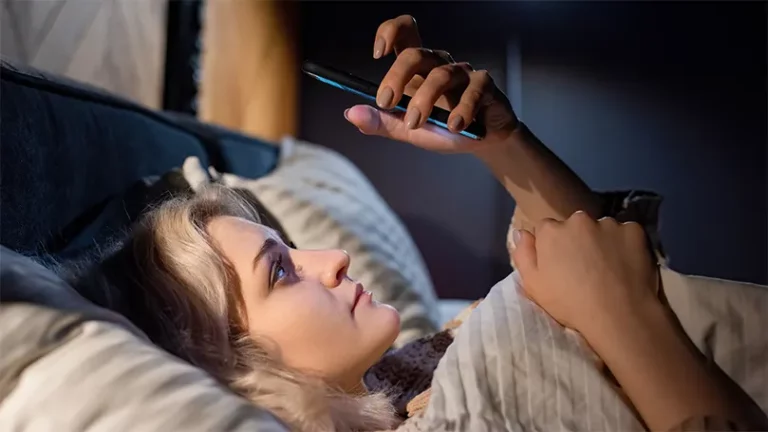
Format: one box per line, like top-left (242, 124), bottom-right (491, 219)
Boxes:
top-left (0, 248), bottom-right (286, 432)
top-left (186, 138), bottom-right (441, 346)
top-left (0, 304), bottom-right (287, 432)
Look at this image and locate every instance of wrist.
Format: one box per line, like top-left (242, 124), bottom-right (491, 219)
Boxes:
top-left (471, 122), bottom-right (528, 162)
top-left (580, 297), bottom-right (673, 356)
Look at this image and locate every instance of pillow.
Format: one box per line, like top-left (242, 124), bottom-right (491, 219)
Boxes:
top-left (1, 60), bottom-right (279, 256)
top-left (0, 246), bottom-right (287, 431)
top-left (38, 169), bottom-right (198, 314)
top-left (46, 167), bottom-right (298, 326)
top-left (48, 169), bottom-right (195, 257)
top-left (183, 137), bottom-right (442, 346)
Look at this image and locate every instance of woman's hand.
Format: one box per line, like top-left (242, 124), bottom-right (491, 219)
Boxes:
top-left (511, 211), bottom-right (660, 337)
top-left (343, 15), bottom-right (519, 154)
top-left (512, 213), bottom-right (768, 431)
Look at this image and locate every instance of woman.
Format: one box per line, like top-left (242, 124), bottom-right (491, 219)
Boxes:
top-left (98, 16), bottom-right (766, 432)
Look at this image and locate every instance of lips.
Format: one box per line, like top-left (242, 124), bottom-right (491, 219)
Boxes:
top-left (351, 284), bottom-right (365, 312)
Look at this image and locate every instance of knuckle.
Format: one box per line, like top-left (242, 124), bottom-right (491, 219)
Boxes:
top-left (568, 211), bottom-right (597, 229)
top-left (433, 50), bottom-right (454, 63)
top-left (474, 69), bottom-right (493, 84)
top-left (570, 210), bottom-right (592, 221)
top-left (598, 216), bottom-right (620, 228)
top-left (399, 14), bottom-right (416, 26)
top-left (456, 62), bottom-right (474, 71)
top-left (622, 220), bottom-right (647, 238)
top-left (401, 47), bottom-right (423, 62)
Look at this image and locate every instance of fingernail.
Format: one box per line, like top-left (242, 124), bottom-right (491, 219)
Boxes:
top-left (404, 107), bottom-right (421, 129)
top-left (343, 108), bottom-right (350, 121)
top-left (511, 229), bottom-right (522, 249)
top-left (449, 116), bottom-right (464, 131)
top-left (373, 37), bottom-right (385, 59)
top-left (376, 87), bottom-right (394, 109)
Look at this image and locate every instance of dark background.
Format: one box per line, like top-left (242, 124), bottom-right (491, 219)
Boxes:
top-left (298, 2), bottom-right (768, 299)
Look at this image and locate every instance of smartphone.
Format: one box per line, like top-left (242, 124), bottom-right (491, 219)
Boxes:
top-left (302, 60), bottom-right (486, 140)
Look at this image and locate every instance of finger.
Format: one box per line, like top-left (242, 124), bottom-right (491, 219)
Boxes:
top-left (620, 221), bottom-right (656, 260)
top-left (404, 75), bottom-right (456, 111)
top-left (567, 209), bottom-right (595, 224)
top-left (571, 210), bottom-right (590, 217)
top-left (510, 229), bottom-right (538, 276)
top-left (377, 47), bottom-right (449, 110)
top-left (621, 220), bottom-right (647, 240)
top-left (343, 104), bottom-right (475, 152)
top-left (403, 61), bottom-right (470, 95)
top-left (405, 64), bottom-right (471, 129)
top-left (447, 69), bottom-right (495, 133)
top-left (374, 15), bottom-right (422, 59)
top-left (597, 216), bottom-right (620, 230)
top-left (534, 217), bottom-right (561, 236)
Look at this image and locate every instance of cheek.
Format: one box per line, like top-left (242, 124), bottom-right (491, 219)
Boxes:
top-left (247, 290), bottom-right (351, 351)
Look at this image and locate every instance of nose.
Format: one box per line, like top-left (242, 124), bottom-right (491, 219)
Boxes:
top-left (297, 249), bottom-right (350, 288)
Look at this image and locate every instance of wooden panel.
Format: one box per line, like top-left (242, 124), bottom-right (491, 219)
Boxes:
top-left (1, 0), bottom-right (167, 109)
top-left (199, 0), bottom-right (298, 142)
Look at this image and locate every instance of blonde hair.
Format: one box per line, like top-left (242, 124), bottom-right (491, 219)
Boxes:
top-left (101, 186), bottom-right (397, 431)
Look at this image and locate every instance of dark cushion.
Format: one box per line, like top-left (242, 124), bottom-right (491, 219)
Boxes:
top-left (43, 170), bottom-right (198, 312)
top-left (0, 245), bottom-right (125, 324)
top-left (41, 169), bottom-right (296, 314)
top-left (0, 61), bottom-right (279, 256)
top-left (48, 169), bottom-right (197, 259)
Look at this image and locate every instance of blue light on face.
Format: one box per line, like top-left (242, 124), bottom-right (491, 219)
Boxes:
top-left (309, 73), bottom-right (480, 140)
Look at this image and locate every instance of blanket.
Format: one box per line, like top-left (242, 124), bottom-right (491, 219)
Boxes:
top-left (393, 268), bottom-right (768, 431)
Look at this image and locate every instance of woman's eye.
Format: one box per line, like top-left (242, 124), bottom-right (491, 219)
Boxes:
top-left (270, 254), bottom-right (287, 287)
top-left (274, 264), bottom-right (286, 280)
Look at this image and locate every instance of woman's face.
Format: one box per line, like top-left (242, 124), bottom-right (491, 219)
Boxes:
top-left (208, 216), bottom-right (400, 391)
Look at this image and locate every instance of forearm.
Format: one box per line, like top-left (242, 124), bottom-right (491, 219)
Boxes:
top-left (585, 301), bottom-right (766, 431)
top-left (473, 123), bottom-right (603, 223)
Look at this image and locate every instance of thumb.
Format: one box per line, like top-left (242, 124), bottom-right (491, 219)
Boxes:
top-left (343, 104), bottom-right (468, 152)
top-left (511, 229), bottom-right (537, 277)
top-left (344, 104), bottom-right (392, 135)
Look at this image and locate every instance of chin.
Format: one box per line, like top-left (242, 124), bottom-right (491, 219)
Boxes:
top-left (368, 304), bottom-right (401, 352)
top-left (381, 304), bottom-right (401, 341)
top-left (379, 301), bottom-right (400, 324)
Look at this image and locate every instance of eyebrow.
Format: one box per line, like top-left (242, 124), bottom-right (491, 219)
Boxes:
top-left (252, 238), bottom-right (278, 271)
